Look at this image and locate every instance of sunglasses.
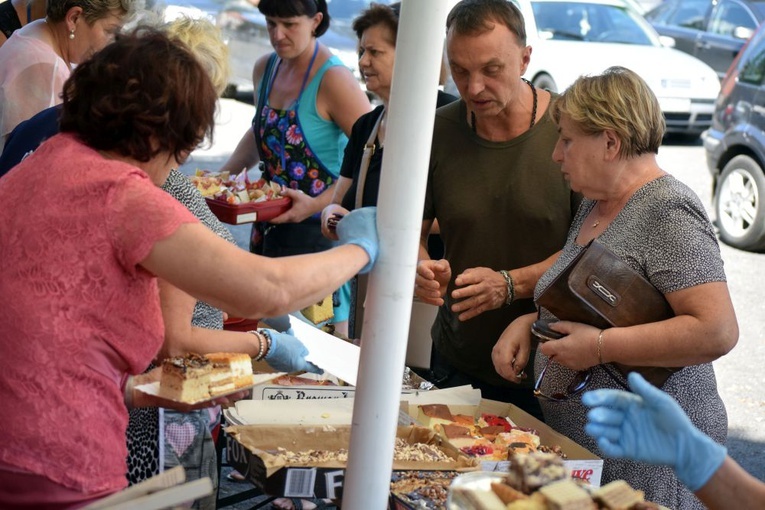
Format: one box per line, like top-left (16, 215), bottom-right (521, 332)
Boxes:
top-left (533, 357), bottom-right (630, 401)
top-left (530, 317), bottom-right (631, 401)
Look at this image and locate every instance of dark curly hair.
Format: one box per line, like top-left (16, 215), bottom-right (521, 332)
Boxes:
top-left (59, 28), bottom-right (218, 163)
top-left (352, 2), bottom-right (399, 42)
top-left (258, 0), bottom-right (330, 37)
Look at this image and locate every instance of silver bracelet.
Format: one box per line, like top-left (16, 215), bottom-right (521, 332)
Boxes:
top-left (498, 270), bottom-right (515, 305)
top-left (248, 330), bottom-right (266, 361)
top-left (258, 329), bottom-right (273, 360)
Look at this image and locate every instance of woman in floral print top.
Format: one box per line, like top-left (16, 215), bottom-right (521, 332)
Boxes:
top-left (219, 0), bottom-right (370, 335)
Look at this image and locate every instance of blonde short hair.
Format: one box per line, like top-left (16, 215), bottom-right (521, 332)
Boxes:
top-left (550, 66), bottom-right (665, 158)
top-left (164, 16), bottom-right (230, 97)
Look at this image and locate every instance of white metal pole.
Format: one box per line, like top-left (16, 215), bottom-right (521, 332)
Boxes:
top-left (341, 0), bottom-right (451, 508)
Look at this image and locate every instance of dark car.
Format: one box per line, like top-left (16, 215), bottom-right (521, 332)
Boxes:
top-left (217, 0), bottom-right (388, 95)
top-left (703, 22), bottom-right (765, 251)
top-left (645, 0), bottom-right (765, 79)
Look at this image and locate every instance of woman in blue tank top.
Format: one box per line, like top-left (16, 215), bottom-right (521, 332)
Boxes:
top-left (219, 0), bottom-right (370, 336)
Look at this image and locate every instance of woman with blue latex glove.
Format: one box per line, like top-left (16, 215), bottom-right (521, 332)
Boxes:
top-left (584, 372), bottom-right (765, 509)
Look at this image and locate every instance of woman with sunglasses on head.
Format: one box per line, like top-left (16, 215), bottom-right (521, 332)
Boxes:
top-left (219, 0), bottom-right (371, 336)
top-left (491, 67), bottom-right (738, 510)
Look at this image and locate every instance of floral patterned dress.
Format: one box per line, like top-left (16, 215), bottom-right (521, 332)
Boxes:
top-left (250, 43), bottom-right (351, 322)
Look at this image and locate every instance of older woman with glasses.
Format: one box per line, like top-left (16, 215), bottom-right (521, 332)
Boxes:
top-left (491, 67), bottom-right (738, 510)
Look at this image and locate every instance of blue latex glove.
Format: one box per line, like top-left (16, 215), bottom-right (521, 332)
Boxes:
top-left (582, 372), bottom-right (726, 491)
top-left (262, 329), bottom-right (322, 374)
top-left (336, 207), bottom-right (378, 274)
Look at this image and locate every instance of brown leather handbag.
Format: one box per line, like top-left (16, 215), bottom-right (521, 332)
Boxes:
top-left (536, 239), bottom-right (680, 387)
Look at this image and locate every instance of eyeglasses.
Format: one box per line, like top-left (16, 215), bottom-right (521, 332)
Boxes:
top-left (533, 357), bottom-right (630, 402)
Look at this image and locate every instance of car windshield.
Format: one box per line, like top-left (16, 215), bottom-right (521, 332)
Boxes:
top-left (532, 1), bottom-right (656, 45)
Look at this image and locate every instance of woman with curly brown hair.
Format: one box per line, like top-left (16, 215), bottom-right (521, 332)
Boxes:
top-left (0, 29), bottom-right (378, 508)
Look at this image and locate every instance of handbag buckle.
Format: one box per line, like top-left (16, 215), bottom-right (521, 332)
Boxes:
top-left (587, 275), bottom-right (621, 307)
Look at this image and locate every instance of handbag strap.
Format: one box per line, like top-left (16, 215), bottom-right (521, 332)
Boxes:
top-left (354, 109), bottom-right (384, 210)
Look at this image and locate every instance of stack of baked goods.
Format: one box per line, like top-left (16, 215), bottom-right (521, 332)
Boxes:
top-left (416, 404), bottom-right (557, 461)
top-left (159, 352), bottom-right (254, 402)
top-left (300, 295), bottom-right (334, 326)
top-left (449, 452), bottom-right (661, 510)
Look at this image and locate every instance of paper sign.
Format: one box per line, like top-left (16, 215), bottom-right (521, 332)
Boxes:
top-left (288, 314), bottom-right (360, 385)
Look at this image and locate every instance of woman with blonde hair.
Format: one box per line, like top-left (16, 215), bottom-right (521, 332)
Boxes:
top-left (492, 66), bottom-right (738, 509)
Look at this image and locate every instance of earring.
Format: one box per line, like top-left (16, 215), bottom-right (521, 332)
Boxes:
top-left (69, 30), bottom-right (75, 40)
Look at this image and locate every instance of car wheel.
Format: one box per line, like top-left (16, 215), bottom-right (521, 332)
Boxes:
top-left (715, 155), bottom-right (765, 252)
top-left (532, 73), bottom-right (557, 93)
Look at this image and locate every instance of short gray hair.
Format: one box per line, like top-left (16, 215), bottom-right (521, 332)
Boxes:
top-left (47, 0), bottom-right (139, 24)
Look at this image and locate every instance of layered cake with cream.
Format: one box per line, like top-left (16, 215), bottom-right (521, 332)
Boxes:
top-left (160, 352), bottom-right (253, 402)
top-left (206, 352), bottom-right (253, 395)
top-left (160, 353), bottom-right (213, 402)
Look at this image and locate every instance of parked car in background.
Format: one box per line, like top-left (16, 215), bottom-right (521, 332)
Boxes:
top-left (217, 0), bottom-right (390, 97)
top-left (515, 0), bottom-right (721, 136)
top-left (703, 22), bottom-right (765, 251)
top-left (645, 0), bottom-right (765, 80)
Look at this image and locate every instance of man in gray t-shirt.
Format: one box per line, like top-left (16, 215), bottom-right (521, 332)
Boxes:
top-left (414, 0), bottom-right (579, 420)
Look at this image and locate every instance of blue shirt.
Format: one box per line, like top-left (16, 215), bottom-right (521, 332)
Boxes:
top-left (0, 104), bottom-right (61, 178)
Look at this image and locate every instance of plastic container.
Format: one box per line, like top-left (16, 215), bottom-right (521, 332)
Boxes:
top-left (223, 317), bottom-right (261, 332)
top-left (205, 196), bottom-right (291, 224)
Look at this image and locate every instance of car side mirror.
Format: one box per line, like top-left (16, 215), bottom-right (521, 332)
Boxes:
top-left (733, 26), bottom-right (755, 40)
top-left (658, 35), bottom-right (676, 48)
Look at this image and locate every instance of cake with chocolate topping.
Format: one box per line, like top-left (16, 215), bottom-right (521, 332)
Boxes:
top-left (160, 353), bottom-right (213, 402)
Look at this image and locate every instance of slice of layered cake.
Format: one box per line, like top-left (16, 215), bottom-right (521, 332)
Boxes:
top-left (160, 353), bottom-right (213, 402)
top-left (206, 352), bottom-right (253, 395)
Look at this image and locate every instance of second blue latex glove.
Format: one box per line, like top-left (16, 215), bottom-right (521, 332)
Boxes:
top-left (262, 330), bottom-right (322, 374)
top-left (336, 207), bottom-right (378, 274)
top-left (582, 372), bottom-right (726, 491)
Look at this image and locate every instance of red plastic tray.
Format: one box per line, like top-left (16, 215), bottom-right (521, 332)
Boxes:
top-left (223, 317), bottom-right (261, 332)
top-left (205, 196), bottom-right (291, 225)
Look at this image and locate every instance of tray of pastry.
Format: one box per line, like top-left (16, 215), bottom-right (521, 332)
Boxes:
top-left (190, 169), bottom-right (292, 224)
